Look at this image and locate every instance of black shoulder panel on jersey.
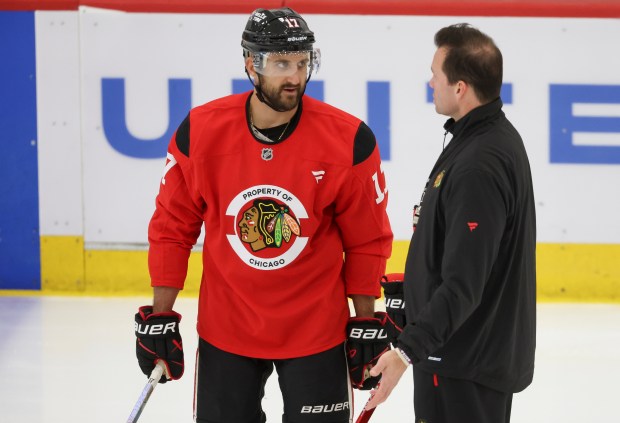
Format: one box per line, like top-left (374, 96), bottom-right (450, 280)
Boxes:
top-left (353, 122), bottom-right (377, 165)
top-left (175, 113), bottom-right (190, 157)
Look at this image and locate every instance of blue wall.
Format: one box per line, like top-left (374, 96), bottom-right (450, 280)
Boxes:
top-left (0, 11), bottom-right (41, 289)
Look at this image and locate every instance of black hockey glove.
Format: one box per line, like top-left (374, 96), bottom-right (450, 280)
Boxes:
top-left (380, 273), bottom-right (406, 345)
top-left (135, 305), bottom-right (184, 383)
top-left (346, 312), bottom-right (391, 390)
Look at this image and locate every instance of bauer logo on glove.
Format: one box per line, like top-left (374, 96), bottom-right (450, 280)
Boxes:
top-left (346, 312), bottom-right (391, 390)
top-left (385, 296), bottom-right (405, 310)
top-left (135, 321), bottom-right (179, 336)
top-left (134, 305), bottom-right (184, 383)
top-left (380, 273), bottom-right (406, 345)
top-left (348, 326), bottom-right (388, 340)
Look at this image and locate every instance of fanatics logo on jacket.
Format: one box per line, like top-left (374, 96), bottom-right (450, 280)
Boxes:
top-left (226, 184), bottom-right (309, 270)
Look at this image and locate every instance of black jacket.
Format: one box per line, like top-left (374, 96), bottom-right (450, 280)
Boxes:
top-left (398, 98), bottom-right (536, 393)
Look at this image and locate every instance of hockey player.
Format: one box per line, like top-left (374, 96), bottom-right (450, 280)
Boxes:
top-left (133, 7), bottom-right (393, 423)
top-left (366, 23), bottom-right (536, 423)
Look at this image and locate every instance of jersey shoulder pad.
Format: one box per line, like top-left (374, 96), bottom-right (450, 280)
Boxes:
top-left (353, 122), bottom-right (377, 165)
top-left (175, 113), bottom-right (190, 157)
top-left (174, 93), bottom-right (249, 158)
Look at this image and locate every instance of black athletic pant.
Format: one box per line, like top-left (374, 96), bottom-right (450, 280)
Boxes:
top-left (413, 367), bottom-right (513, 423)
top-left (195, 339), bottom-right (353, 423)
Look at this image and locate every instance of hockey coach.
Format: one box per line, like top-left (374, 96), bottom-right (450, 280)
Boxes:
top-left (367, 23), bottom-right (536, 423)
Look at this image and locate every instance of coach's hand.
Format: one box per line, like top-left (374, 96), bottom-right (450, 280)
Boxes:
top-left (134, 305), bottom-right (184, 383)
top-left (346, 312), bottom-right (391, 390)
top-left (365, 349), bottom-right (408, 410)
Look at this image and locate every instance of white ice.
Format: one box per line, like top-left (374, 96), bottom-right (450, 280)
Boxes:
top-left (1, 296), bottom-right (619, 422)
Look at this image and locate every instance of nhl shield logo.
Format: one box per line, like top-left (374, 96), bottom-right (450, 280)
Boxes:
top-left (261, 148), bottom-right (273, 161)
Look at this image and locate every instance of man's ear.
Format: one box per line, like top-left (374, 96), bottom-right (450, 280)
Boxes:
top-left (244, 55), bottom-right (251, 69)
top-left (245, 56), bottom-right (257, 82)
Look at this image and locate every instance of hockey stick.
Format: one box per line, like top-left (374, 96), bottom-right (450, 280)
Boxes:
top-left (355, 406), bottom-right (376, 423)
top-left (126, 360), bottom-right (166, 423)
top-left (355, 384), bottom-right (379, 423)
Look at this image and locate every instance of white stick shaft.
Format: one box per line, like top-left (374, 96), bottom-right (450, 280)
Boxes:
top-left (126, 361), bottom-right (166, 423)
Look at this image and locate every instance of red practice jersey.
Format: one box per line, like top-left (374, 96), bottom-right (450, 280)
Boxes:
top-left (148, 92), bottom-right (393, 359)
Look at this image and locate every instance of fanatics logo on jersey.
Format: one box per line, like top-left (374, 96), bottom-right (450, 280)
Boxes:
top-left (312, 170), bottom-right (325, 183)
top-left (226, 185), bottom-right (309, 270)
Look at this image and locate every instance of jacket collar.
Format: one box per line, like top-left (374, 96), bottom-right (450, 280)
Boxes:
top-left (443, 97), bottom-right (504, 136)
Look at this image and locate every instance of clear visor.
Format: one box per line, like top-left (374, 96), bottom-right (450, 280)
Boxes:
top-left (252, 48), bottom-right (321, 78)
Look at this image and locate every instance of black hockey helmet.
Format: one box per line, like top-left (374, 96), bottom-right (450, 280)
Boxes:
top-left (241, 7), bottom-right (320, 112)
top-left (241, 8), bottom-right (316, 54)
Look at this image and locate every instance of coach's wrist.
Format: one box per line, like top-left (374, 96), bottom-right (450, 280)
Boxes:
top-left (395, 347), bottom-right (412, 366)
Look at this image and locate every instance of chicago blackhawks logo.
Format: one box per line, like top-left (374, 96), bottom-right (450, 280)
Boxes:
top-left (226, 185), bottom-right (308, 270)
top-left (433, 170), bottom-right (446, 188)
top-left (238, 199), bottom-right (300, 252)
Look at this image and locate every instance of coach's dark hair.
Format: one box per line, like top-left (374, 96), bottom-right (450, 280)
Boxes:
top-left (434, 23), bottom-right (502, 103)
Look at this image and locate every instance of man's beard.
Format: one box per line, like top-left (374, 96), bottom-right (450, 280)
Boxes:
top-left (259, 80), bottom-right (304, 112)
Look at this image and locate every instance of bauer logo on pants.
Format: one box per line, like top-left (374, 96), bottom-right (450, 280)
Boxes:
top-left (225, 185), bottom-right (309, 270)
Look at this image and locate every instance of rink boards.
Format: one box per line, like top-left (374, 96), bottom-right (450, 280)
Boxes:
top-left (1, 5), bottom-right (619, 300)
